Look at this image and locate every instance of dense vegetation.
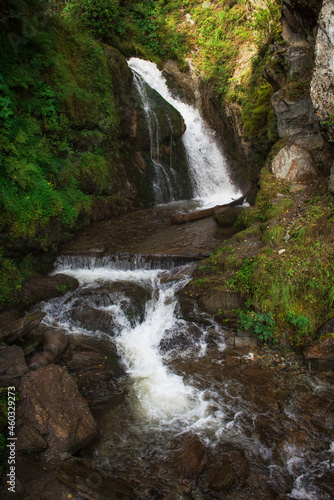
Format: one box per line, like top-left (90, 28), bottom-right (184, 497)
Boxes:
top-left (0, 0), bottom-right (132, 307)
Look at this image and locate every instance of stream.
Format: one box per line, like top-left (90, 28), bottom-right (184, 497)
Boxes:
top-left (34, 60), bottom-right (334, 499)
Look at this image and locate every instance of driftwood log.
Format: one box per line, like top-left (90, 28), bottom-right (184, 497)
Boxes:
top-left (171, 193), bottom-right (247, 224)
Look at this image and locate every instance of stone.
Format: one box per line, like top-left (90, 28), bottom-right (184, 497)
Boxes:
top-left (27, 351), bottom-right (54, 370)
top-left (42, 328), bottom-right (68, 357)
top-left (169, 433), bottom-right (208, 483)
top-left (200, 290), bottom-right (244, 315)
top-left (16, 422), bottom-right (47, 452)
top-left (213, 206), bottom-right (242, 227)
top-left (17, 273), bottom-right (79, 310)
top-left (329, 162), bottom-right (334, 194)
top-left (305, 338), bottom-right (334, 372)
top-left (58, 463), bottom-right (134, 500)
top-left (0, 346), bottom-right (28, 383)
top-left (19, 364), bottom-right (97, 454)
top-left (0, 310), bottom-right (46, 344)
top-left (288, 46), bottom-right (313, 78)
top-left (235, 337), bottom-right (258, 348)
top-left (310, 0), bottom-right (334, 141)
top-left (271, 143), bottom-right (317, 182)
top-left (271, 92), bottom-right (323, 148)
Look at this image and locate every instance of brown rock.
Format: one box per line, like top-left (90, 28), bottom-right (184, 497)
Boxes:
top-left (58, 462), bottom-right (134, 500)
top-left (0, 310), bottom-right (46, 344)
top-left (16, 422), bottom-right (47, 452)
top-left (0, 346), bottom-right (28, 383)
top-left (213, 206), bottom-right (242, 227)
top-left (43, 328), bottom-right (69, 357)
top-left (27, 351), bottom-right (54, 370)
top-left (18, 273), bottom-right (79, 310)
top-left (19, 364), bottom-right (97, 454)
top-left (170, 433), bottom-right (208, 483)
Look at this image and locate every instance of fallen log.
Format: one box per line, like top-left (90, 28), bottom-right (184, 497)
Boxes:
top-left (171, 193), bottom-right (247, 224)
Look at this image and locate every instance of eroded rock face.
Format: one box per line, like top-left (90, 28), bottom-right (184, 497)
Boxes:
top-left (271, 143), bottom-right (317, 182)
top-left (271, 92), bottom-right (323, 148)
top-left (310, 0), bottom-right (334, 142)
top-left (19, 364), bottom-right (97, 454)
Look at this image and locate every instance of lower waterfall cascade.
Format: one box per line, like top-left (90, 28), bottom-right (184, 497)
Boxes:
top-left (36, 253), bottom-right (334, 500)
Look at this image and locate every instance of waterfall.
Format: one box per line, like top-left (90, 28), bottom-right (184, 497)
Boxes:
top-left (129, 58), bottom-right (242, 207)
top-left (132, 72), bottom-right (177, 204)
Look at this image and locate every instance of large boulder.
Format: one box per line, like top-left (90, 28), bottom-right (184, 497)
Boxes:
top-left (271, 143), bottom-right (317, 182)
top-left (19, 364), bottom-right (97, 454)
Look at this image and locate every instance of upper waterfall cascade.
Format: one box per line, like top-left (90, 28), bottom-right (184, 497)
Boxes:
top-left (128, 58), bottom-right (242, 207)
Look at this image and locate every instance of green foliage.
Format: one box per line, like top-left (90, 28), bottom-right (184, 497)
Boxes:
top-left (251, 0), bottom-right (282, 48)
top-left (238, 310), bottom-right (276, 342)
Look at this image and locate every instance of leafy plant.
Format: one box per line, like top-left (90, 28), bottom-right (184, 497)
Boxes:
top-left (238, 310), bottom-right (276, 342)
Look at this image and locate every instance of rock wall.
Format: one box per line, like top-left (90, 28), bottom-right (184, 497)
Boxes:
top-left (310, 0), bottom-right (334, 144)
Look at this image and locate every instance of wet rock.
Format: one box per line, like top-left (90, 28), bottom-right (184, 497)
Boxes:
top-left (58, 462), bottom-right (134, 500)
top-left (43, 328), bottom-right (69, 357)
top-left (0, 310), bottom-right (46, 344)
top-left (16, 422), bottom-right (47, 453)
top-left (19, 364), bottom-right (97, 454)
top-left (27, 351), bottom-right (55, 370)
top-left (199, 446), bottom-right (248, 493)
top-left (159, 324), bottom-right (204, 352)
top-left (305, 337), bottom-right (334, 371)
top-left (18, 273), bottom-right (79, 310)
top-left (271, 143), bottom-right (317, 182)
top-left (213, 206), bottom-right (242, 227)
top-left (169, 433), bottom-right (208, 484)
top-left (60, 338), bottom-right (123, 410)
top-left (0, 346), bottom-right (28, 383)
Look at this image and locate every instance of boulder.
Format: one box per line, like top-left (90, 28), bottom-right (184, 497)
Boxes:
top-left (43, 328), bottom-right (68, 357)
top-left (169, 433), bottom-right (208, 483)
top-left (19, 364), bottom-right (97, 454)
top-left (213, 206), bottom-right (242, 227)
top-left (17, 273), bottom-right (79, 310)
top-left (0, 310), bottom-right (46, 344)
top-left (0, 346), bottom-right (28, 383)
top-left (271, 143), bottom-right (317, 182)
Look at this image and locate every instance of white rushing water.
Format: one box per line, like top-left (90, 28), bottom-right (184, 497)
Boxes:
top-left (128, 58), bottom-right (242, 207)
top-left (42, 256), bottom-right (225, 430)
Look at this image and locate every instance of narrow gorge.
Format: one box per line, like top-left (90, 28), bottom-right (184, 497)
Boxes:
top-left (0, 1), bottom-right (334, 499)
